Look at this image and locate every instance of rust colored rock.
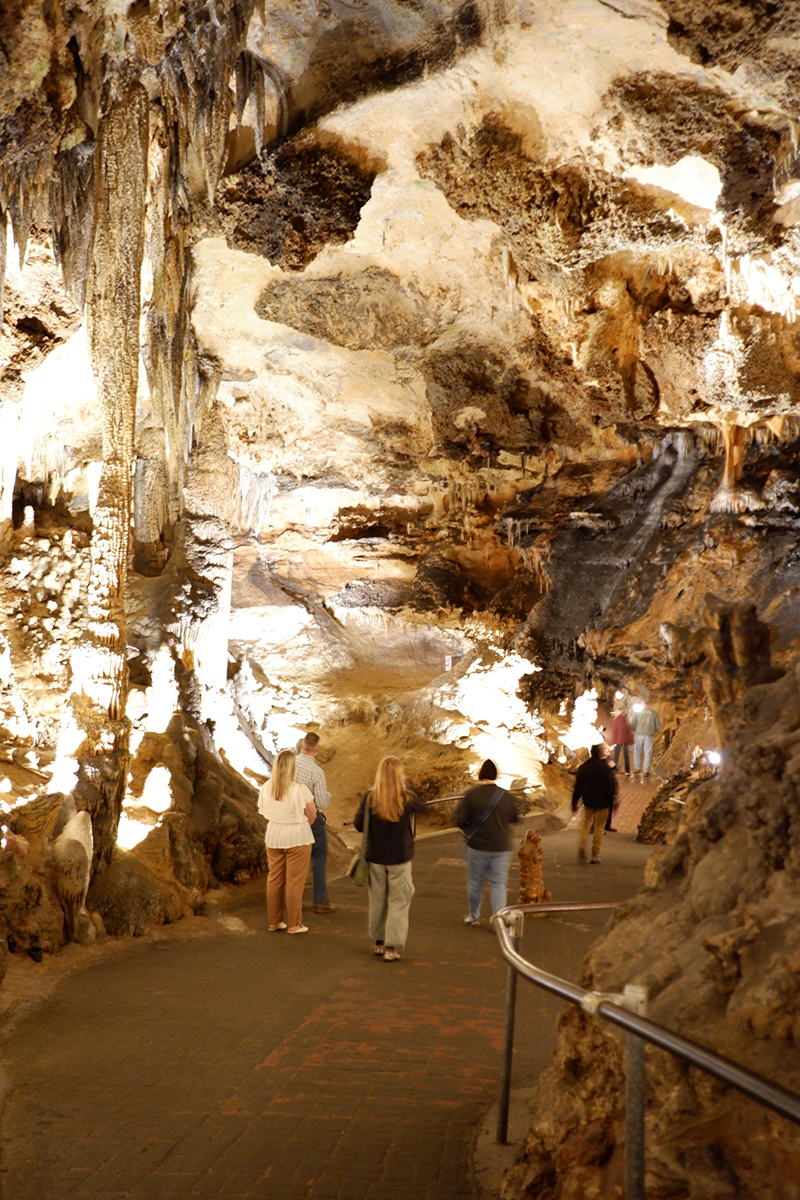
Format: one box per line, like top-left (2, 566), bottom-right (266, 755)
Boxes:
top-left (518, 830), bottom-right (552, 906)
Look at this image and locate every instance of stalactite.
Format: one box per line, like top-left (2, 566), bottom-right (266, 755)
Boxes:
top-left (258, 58), bottom-right (290, 141)
top-left (140, 1), bottom-right (260, 549)
top-left (780, 415), bottom-right (800, 441)
top-left (696, 423), bottom-right (725, 456)
top-left (519, 546), bottom-right (550, 595)
top-left (67, 84), bottom-right (149, 868)
top-left (505, 517), bottom-right (533, 550)
top-left (158, 0), bottom-right (256, 207)
top-left (237, 466), bottom-right (275, 533)
top-left (745, 424), bottom-right (776, 448)
top-left (657, 430), bottom-right (694, 460)
top-left (134, 453), bottom-right (171, 572)
top-left (234, 50), bottom-right (288, 155)
top-left (49, 135), bottom-right (96, 308)
top-left (2, 155), bottom-right (51, 274)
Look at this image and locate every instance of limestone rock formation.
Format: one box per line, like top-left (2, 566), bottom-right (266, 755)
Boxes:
top-left (51, 809), bottom-right (93, 942)
top-left (518, 830), bottom-right (552, 905)
top-left (503, 620), bottom-right (800, 1199)
top-left (0, 834), bottom-right (64, 955)
top-left (2, 0), bottom-right (800, 1189)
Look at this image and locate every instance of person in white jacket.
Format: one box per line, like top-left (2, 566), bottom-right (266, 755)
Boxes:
top-left (258, 750), bottom-right (316, 934)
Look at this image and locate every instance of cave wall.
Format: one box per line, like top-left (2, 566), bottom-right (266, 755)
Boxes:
top-left (504, 605), bottom-right (800, 1199)
top-left (2, 0), bottom-right (800, 1193)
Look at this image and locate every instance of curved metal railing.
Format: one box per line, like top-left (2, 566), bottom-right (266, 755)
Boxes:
top-left (344, 787), bottom-right (543, 833)
top-left (491, 902), bottom-right (800, 1200)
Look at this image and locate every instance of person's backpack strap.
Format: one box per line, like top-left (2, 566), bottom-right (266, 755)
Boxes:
top-left (464, 785), bottom-right (504, 846)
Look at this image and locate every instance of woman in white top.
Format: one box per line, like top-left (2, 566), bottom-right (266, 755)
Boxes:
top-left (258, 749), bottom-right (316, 934)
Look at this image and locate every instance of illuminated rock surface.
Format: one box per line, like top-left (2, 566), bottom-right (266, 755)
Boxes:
top-left (2, 0), bottom-right (800, 1193)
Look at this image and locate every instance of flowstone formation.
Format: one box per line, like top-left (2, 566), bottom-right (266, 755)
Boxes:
top-left (1, 0), bottom-right (800, 1190)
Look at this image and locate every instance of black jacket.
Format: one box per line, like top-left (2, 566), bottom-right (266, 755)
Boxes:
top-left (353, 791), bottom-right (426, 864)
top-left (571, 757), bottom-right (617, 811)
top-left (454, 783), bottom-right (519, 852)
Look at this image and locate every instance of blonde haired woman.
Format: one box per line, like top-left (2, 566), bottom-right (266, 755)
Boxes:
top-left (258, 749), bottom-right (316, 934)
top-left (353, 757), bottom-right (426, 961)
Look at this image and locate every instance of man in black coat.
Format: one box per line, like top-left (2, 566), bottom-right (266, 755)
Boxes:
top-left (571, 743), bottom-right (617, 864)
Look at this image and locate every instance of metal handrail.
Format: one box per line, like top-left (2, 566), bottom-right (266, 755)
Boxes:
top-left (491, 902), bottom-right (800, 1200)
top-left (344, 788), bottom-right (542, 833)
top-left (425, 787), bottom-right (538, 807)
top-left (411, 788), bottom-right (537, 835)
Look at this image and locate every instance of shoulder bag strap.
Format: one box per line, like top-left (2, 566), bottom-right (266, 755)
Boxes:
top-left (360, 793), bottom-right (371, 857)
top-left (464, 785), bottom-right (504, 846)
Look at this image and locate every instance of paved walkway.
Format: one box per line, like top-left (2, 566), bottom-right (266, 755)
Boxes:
top-left (0, 823), bottom-right (651, 1200)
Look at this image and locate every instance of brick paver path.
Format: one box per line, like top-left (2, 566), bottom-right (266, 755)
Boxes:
top-left (0, 826), bottom-right (650, 1200)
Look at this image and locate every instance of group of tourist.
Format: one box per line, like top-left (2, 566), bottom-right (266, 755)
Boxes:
top-left (257, 736), bottom-right (520, 958)
top-left (573, 697), bottom-right (661, 865)
top-left (608, 698), bottom-right (661, 778)
top-left (258, 700), bottom-right (660, 953)
top-left (256, 732), bottom-right (337, 934)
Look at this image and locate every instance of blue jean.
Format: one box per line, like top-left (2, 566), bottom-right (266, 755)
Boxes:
top-left (633, 734), bottom-right (654, 773)
top-left (613, 743), bottom-right (630, 773)
top-left (465, 847), bottom-right (512, 920)
top-left (310, 811), bottom-right (328, 904)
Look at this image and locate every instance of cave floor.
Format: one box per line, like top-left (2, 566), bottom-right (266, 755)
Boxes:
top-left (0, 824), bottom-right (650, 1200)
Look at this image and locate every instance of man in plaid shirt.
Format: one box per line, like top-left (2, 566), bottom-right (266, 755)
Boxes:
top-left (294, 732), bottom-right (336, 914)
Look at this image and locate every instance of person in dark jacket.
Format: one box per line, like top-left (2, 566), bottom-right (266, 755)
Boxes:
top-left (454, 759), bottom-right (519, 925)
top-left (572, 743), bottom-right (617, 864)
top-left (353, 757), bottom-right (426, 962)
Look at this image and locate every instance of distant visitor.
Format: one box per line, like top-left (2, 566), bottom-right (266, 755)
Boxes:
top-left (571, 743), bottom-right (617, 865)
top-left (610, 707), bottom-right (634, 776)
top-left (632, 699), bottom-right (661, 779)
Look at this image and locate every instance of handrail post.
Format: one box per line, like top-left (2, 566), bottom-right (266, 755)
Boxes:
top-left (496, 909), bottom-right (524, 1144)
top-left (622, 984), bottom-right (648, 1200)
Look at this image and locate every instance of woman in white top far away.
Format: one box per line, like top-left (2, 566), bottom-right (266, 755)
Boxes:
top-left (258, 749), bottom-right (316, 934)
